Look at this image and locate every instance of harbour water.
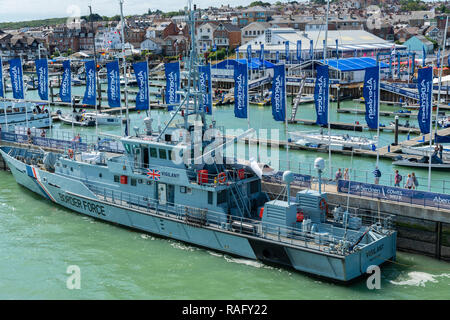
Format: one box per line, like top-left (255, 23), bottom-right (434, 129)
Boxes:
top-left (1, 85), bottom-right (450, 298)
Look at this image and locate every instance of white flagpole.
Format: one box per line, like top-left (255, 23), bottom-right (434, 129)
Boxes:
top-left (324, 0), bottom-right (331, 176)
top-left (435, 16), bottom-right (448, 138)
top-left (284, 64), bottom-right (289, 171)
top-left (376, 64), bottom-right (381, 167)
top-left (119, 0), bottom-right (129, 136)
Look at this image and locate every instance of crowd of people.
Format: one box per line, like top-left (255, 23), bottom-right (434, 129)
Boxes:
top-left (333, 166), bottom-right (421, 190)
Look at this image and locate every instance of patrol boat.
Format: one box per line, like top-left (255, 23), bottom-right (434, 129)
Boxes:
top-left (0, 5), bottom-right (396, 283)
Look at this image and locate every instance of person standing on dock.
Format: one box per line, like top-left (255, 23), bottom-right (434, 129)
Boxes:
top-left (439, 144), bottom-right (444, 160)
top-left (405, 174), bottom-right (414, 189)
top-left (373, 166), bottom-right (381, 184)
top-left (394, 170), bottom-right (402, 187)
top-left (335, 168), bottom-right (342, 181)
top-left (411, 172), bottom-right (419, 189)
top-left (343, 168), bottom-right (349, 180)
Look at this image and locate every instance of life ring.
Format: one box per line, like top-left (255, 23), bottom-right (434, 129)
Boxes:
top-left (68, 149), bottom-right (74, 159)
top-left (319, 198), bottom-right (329, 216)
top-left (218, 172), bottom-right (227, 183)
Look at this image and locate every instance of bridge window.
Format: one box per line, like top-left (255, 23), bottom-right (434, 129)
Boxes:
top-left (131, 178), bottom-right (137, 186)
top-left (114, 175), bottom-right (120, 182)
top-left (150, 147), bottom-right (157, 158)
top-left (159, 149), bottom-right (167, 159)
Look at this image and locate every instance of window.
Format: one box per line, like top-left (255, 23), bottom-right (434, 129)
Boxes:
top-left (159, 149), bottom-right (167, 159)
top-left (217, 190), bottom-right (227, 204)
top-left (99, 173), bottom-right (102, 178)
top-left (131, 178), bottom-right (137, 186)
top-left (114, 175), bottom-right (120, 183)
top-left (150, 147), bottom-right (157, 158)
top-left (208, 191), bottom-right (213, 205)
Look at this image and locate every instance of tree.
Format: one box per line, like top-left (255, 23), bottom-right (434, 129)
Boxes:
top-left (249, 1), bottom-right (271, 7)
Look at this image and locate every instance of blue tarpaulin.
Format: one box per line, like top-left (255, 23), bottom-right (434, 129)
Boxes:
top-left (213, 58), bottom-right (275, 70)
top-left (319, 57), bottom-right (389, 72)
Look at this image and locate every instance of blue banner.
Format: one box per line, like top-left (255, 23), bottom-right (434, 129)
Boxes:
top-left (260, 44), bottom-right (264, 61)
top-left (437, 48), bottom-right (441, 68)
top-left (275, 51), bottom-right (279, 63)
top-left (0, 57), bottom-right (3, 98)
top-left (199, 64), bottom-right (212, 115)
top-left (363, 66), bottom-right (379, 130)
top-left (285, 41), bottom-right (289, 62)
top-left (165, 61), bottom-right (180, 111)
top-left (310, 40), bottom-right (314, 60)
top-left (9, 58), bottom-right (24, 100)
top-left (337, 180), bottom-right (450, 211)
top-left (314, 65), bottom-right (329, 125)
top-left (60, 60), bottom-right (71, 103)
top-left (106, 60), bottom-right (121, 108)
top-left (417, 67), bottom-right (433, 134)
top-left (236, 48), bottom-right (239, 59)
top-left (35, 58), bottom-right (48, 101)
top-left (423, 46), bottom-right (426, 67)
top-left (296, 40), bottom-right (302, 62)
top-left (247, 45), bottom-right (252, 62)
top-left (234, 62), bottom-right (248, 119)
top-left (133, 61), bottom-right (149, 110)
top-left (82, 60), bottom-right (96, 106)
top-left (271, 64), bottom-right (286, 122)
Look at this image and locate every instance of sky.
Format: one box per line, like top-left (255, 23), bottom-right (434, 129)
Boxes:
top-left (0, 0), bottom-right (280, 22)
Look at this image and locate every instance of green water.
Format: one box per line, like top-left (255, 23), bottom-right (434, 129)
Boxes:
top-left (1, 86), bottom-right (450, 299)
top-left (0, 171), bottom-right (449, 299)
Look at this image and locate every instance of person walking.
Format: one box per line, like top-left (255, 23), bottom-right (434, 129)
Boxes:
top-left (394, 170), bottom-right (402, 187)
top-left (405, 174), bottom-right (414, 189)
top-left (373, 166), bottom-right (381, 185)
top-left (411, 172), bottom-right (419, 189)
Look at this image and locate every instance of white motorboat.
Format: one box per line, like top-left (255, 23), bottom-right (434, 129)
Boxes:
top-left (289, 131), bottom-right (377, 150)
top-left (401, 145), bottom-right (450, 161)
top-left (393, 158), bottom-right (450, 170)
top-left (58, 113), bottom-right (96, 127)
top-left (57, 111), bottom-right (122, 126)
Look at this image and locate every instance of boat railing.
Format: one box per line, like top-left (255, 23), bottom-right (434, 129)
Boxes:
top-left (262, 190), bottom-right (395, 231)
top-left (83, 183), bottom-right (377, 256)
top-left (106, 157), bottom-right (256, 186)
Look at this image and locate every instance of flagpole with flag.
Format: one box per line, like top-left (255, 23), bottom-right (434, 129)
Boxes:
top-left (435, 16), bottom-right (448, 139)
top-left (377, 63), bottom-right (381, 167)
top-left (119, 0), bottom-right (129, 136)
top-left (324, 0), bottom-right (331, 176)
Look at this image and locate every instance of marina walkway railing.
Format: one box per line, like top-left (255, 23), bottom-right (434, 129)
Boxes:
top-left (278, 159), bottom-right (449, 195)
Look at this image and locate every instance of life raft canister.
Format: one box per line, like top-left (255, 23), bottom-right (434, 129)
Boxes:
top-left (218, 172), bottom-right (227, 183)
